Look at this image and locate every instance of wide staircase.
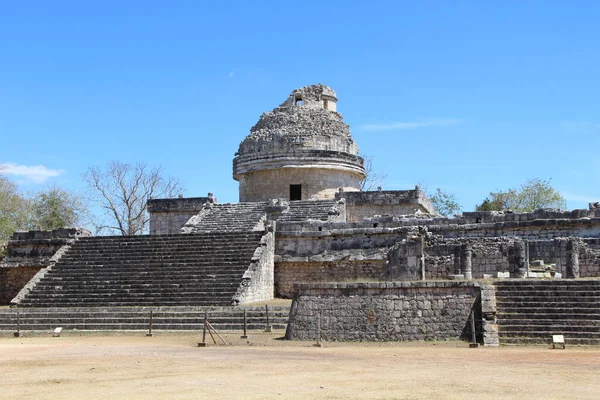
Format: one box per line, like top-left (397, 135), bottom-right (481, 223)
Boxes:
top-left (495, 280), bottom-right (600, 345)
top-left (279, 200), bottom-right (339, 223)
top-left (14, 232), bottom-right (264, 308)
top-left (0, 305), bottom-right (290, 332)
top-left (185, 202), bottom-right (269, 233)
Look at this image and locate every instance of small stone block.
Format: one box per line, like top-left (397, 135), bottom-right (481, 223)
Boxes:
top-left (197, 342), bottom-right (208, 347)
top-left (240, 335), bottom-right (248, 339)
top-left (469, 343), bottom-right (479, 348)
top-left (264, 326), bottom-right (273, 333)
top-left (53, 327), bottom-right (63, 337)
top-left (13, 332), bottom-right (22, 338)
top-left (313, 343), bottom-right (322, 347)
top-left (145, 333), bottom-right (153, 337)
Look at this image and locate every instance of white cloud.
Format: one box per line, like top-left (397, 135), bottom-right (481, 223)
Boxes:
top-left (359, 118), bottom-right (464, 132)
top-left (228, 71), bottom-right (235, 78)
top-left (0, 163), bottom-right (64, 184)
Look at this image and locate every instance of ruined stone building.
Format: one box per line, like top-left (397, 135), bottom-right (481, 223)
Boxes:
top-left (1, 84), bottom-right (600, 345)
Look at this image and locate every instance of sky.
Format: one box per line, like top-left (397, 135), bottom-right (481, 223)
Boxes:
top-left (1, 1), bottom-right (599, 213)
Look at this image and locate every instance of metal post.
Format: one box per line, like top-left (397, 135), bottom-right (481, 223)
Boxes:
top-left (241, 309), bottom-right (248, 339)
top-left (469, 310), bottom-right (479, 348)
top-left (146, 310), bottom-right (153, 337)
top-left (198, 310), bottom-right (208, 347)
top-left (14, 312), bottom-right (21, 338)
top-left (313, 313), bottom-right (322, 347)
top-left (264, 304), bottom-right (272, 333)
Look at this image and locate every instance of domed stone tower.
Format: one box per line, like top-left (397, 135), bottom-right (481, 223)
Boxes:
top-left (233, 84), bottom-right (365, 202)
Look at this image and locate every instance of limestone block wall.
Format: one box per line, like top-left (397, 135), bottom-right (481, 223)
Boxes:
top-left (281, 215), bottom-right (600, 240)
top-left (0, 228), bottom-right (90, 305)
top-left (275, 260), bottom-right (387, 298)
top-left (285, 281), bottom-right (481, 342)
top-left (237, 167), bottom-right (362, 202)
top-left (147, 197), bottom-right (210, 235)
top-left (424, 239), bottom-right (512, 279)
top-left (527, 238), bottom-right (600, 277)
top-left (336, 189), bottom-right (435, 222)
top-left (0, 266), bottom-right (39, 304)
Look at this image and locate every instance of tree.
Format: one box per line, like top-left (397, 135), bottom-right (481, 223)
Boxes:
top-left (476, 178), bottom-right (566, 213)
top-left (429, 187), bottom-right (461, 217)
top-left (29, 186), bottom-right (87, 230)
top-left (416, 182), bottom-right (462, 217)
top-left (359, 155), bottom-right (387, 191)
top-left (83, 161), bottom-right (185, 235)
top-left (0, 176), bottom-right (29, 247)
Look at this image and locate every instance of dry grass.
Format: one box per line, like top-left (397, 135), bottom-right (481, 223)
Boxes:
top-left (1, 331), bottom-right (599, 399)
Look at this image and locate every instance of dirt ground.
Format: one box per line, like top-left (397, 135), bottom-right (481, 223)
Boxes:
top-left (1, 331), bottom-right (599, 400)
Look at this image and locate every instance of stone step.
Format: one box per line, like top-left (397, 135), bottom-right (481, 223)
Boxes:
top-left (499, 337), bottom-right (600, 346)
top-left (499, 324), bottom-right (600, 333)
top-left (496, 296), bottom-right (600, 307)
top-left (498, 314), bottom-right (600, 322)
top-left (18, 300), bottom-right (237, 307)
top-left (497, 306), bottom-right (600, 313)
top-left (498, 329), bottom-right (600, 339)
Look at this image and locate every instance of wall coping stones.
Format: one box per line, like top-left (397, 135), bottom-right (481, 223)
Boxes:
top-left (293, 281), bottom-right (481, 290)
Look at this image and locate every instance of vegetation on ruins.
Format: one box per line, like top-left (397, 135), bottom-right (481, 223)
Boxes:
top-left (0, 175), bottom-right (86, 251)
top-left (476, 178), bottom-right (566, 212)
top-left (429, 188), bottom-right (462, 217)
top-left (29, 186), bottom-right (87, 231)
top-left (83, 161), bottom-right (185, 235)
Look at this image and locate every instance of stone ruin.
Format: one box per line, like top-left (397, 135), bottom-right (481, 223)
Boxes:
top-left (2, 84), bottom-right (600, 345)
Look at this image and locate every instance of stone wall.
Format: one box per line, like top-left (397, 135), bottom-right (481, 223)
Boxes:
top-left (275, 260), bottom-right (387, 298)
top-left (233, 230), bottom-right (275, 304)
top-left (148, 196), bottom-right (211, 234)
top-left (0, 228), bottom-right (90, 305)
top-left (237, 165), bottom-right (362, 202)
top-left (336, 189), bottom-right (435, 222)
top-left (0, 266), bottom-right (39, 304)
top-left (285, 281), bottom-right (481, 342)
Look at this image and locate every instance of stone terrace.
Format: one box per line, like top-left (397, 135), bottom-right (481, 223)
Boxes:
top-left (495, 280), bottom-right (600, 345)
top-left (13, 232), bottom-right (264, 307)
top-left (0, 305), bottom-right (290, 332)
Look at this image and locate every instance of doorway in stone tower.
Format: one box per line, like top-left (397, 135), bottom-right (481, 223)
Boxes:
top-left (290, 184), bottom-right (302, 201)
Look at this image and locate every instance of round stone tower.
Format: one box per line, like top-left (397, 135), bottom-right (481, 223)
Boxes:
top-left (233, 84), bottom-right (365, 202)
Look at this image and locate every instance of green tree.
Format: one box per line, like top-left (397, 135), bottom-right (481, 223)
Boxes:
top-left (30, 186), bottom-right (87, 230)
top-left (429, 187), bottom-right (461, 217)
top-left (476, 178), bottom-right (566, 212)
top-left (0, 176), bottom-right (31, 253)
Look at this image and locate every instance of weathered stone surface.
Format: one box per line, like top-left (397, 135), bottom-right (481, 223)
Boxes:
top-left (285, 281), bottom-right (481, 342)
top-left (233, 84), bottom-right (365, 202)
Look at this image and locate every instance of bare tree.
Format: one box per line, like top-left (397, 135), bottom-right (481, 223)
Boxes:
top-left (83, 161), bottom-right (185, 235)
top-left (359, 155), bottom-right (387, 191)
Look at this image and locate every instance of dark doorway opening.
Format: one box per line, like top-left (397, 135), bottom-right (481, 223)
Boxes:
top-left (290, 184), bottom-right (302, 201)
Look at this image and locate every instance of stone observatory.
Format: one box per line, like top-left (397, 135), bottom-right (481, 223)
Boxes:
top-left (233, 84), bottom-right (365, 202)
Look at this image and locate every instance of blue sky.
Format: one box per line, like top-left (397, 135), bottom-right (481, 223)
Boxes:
top-left (1, 1), bottom-right (599, 212)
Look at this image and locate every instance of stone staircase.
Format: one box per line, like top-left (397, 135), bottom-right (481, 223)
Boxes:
top-left (184, 202), bottom-right (269, 233)
top-left (495, 280), bottom-right (600, 345)
top-left (0, 305), bottom-right (290, 332)
top-left (278, 200), bottom-right (339, 223)
top-left (13, 232), bottom-right (264, 307)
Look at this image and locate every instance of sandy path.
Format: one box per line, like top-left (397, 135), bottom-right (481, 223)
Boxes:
top-left (1, 332), bottom-right (599, 400)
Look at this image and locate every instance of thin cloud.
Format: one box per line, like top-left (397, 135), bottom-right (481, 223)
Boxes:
top-left (359, 118), bottom-right (464, 132)
top-left (562, 191), bottom-right (599, 204)
top-left (228, 71), bottom-right (235, 78)
top-left (0, 162), bottom-right (63, 184)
